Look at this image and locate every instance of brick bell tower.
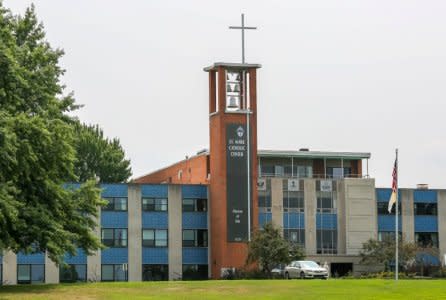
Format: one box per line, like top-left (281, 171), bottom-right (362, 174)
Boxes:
top-left (204, 62), bottom-right (260, 278)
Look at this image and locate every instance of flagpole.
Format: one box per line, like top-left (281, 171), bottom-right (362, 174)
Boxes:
top-left (395, 148), bottom-right (399, 281)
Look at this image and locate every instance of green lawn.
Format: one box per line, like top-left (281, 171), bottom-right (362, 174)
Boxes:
top-left (1, 279), bottom-right (446, 300)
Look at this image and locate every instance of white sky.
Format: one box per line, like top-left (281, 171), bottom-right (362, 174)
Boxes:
top-left (5, 0), bottom-right (446, 188)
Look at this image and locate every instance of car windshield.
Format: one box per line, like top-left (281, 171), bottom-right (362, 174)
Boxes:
top-left (301, 261), bottom-right (320, 268)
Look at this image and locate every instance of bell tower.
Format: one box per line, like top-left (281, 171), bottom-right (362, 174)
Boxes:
top-left (204, 62), bottom-right (260, 278)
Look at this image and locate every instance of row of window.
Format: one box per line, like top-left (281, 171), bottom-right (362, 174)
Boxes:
top-left (378, 231), bottom-right (439, 248)
top-left (258, 191), bottom-right (337, 213)
top-left (101, 229), bottom-right (208, 248)
top-left (377, 202), bottom-right (438, 215)
top-left (102, 197), bottom-right (207, 212)
top-left (14, 264), bottom-right (208, 283)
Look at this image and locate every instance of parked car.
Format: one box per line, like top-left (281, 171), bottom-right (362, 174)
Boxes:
top-left (271, 264), bottom-right (286, 278)
top-left (284, 260), bottom-right (328, 279)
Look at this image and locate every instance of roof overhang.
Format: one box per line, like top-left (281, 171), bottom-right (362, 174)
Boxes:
top-left (204, 62), bottom-right (262, 72)
top-left (258, 149), bottom-right (371, 160)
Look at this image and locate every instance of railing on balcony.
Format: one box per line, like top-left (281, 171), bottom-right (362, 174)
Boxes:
top-left (259, 173), bottom-right (369, 179)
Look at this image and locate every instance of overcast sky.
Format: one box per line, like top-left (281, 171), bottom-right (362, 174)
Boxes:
top-left (5, 0), bottom-right (446, 188)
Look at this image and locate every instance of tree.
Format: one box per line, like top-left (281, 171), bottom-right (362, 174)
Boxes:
top-left (359, 236), bottom-right (417, 271)
top-left (247, 223), bottom-right (305, 277)
top-left (0, 4), bottom-right (104, 263)
top-left (73, 123), bottom-right (132, 183)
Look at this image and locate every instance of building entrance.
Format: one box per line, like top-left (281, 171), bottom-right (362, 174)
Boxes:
top-left (330, 263), bottom-right (353, 277)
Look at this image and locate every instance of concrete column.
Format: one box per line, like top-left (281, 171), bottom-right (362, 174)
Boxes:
top-left (438, 190), bottom-right (446, 266)
top-left (87, 207), bottom-right (101, 282)
top-left (2, 251), bottom-right (17, 285)
top-left (45, 253), bottom-right (59, 283)
top-left (401, 189), bottom-right (414, 243)
top-left (271, 178), bottom-right (283, 230)
top-left (304, 179), bottom-right (316, 255)
top-left (128, 184), bottom-right (142, 281)
top-left (168, 185), bottom-right (182, 280)
top-left (337, 180), bottom-right (346, 255)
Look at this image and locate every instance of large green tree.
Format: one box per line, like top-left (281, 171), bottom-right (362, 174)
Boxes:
top-left (73, 123), bottom-right (132, 183)
top-left (359, 236), bottom-right (417, 271)
top-left (0, 4), bottom-right (104, 263)
top-left (247, 223), bottom-right (305, 277)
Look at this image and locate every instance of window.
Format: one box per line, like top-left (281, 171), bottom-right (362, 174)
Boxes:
top-left (284, 229), bottom-right (305, 246)
top-left (142, 229), bottom-right (168, 247)
top-left (258, 192), bottom-right (271, 209)
top-left (326, 167), bottom-right (351, 178)
top-left (101, 264), bottom-right (128, 281)
top-left (101, 228), bottom-right (128, 247)
top-left (142, 198), bottom-right (168, 212)
top-left (17, 264), bottom-right (45, 284)
top-left (60, 264), bottom-right (87, 282)
top-left (182, 229), bottom-right (208, 247)
top-left (377, 202), bottom-right (401, 215)
top-left (182, 264), bottom-right (208, 280)
top-left (283, 191), bottom-right (304, 212)
top-left (142, 264), bottom-right (168, 281)
top-left (182, 198), bottom-right (207, 212)
top-left (378, 231), bottom-right (402, 242)
top-left (415, 232), bottom-right (439, 248)
top-left (316, 229), bottom-right (337, 254)
top-left (102, 197), bottom-right (127, 211)
top-left (317, 191), bottom-right (336, 213)
top-left (414, 203), bottom-right (437, 215)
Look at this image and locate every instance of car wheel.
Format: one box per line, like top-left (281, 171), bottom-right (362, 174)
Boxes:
top-left (285, 272), bottom-right (290, 280)
top-left (300, 272), bottom-right (305, 279)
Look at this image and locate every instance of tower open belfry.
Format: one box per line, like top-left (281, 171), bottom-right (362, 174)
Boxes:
top-left (204, 62), bottom-right (261, 277)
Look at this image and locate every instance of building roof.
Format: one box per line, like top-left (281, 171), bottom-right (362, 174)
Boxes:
top-left (203, 62), bottom-right (262, 72)
top-left (258, 149), bottom-right (371, 160)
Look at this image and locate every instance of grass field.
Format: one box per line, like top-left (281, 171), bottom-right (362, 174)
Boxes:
top-left (1, 279), bottom-right (446, 300)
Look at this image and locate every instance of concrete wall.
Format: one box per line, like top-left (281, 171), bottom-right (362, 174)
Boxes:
top-left (45, 253), bottom-right (59, 284)
top-left (438, 190), bottom-right (446, 266)
top-left (401, 189), bottom-right (415, 243)
top-left (337, 180), bottom-right (346, 255)
top-left (128, 185), bottom-right (142, 281)
top-left (168, 185), bottom-right (182, 280)
top-left (304, 179), bottom-right (316, 255)
top-left (343, 178), bottom-right (376, 255)
top-left (87, 207), bottom-right (101, 282)
top-left (2, 251), bottom-right (16, 285)
top-left (271, 178), bottom-right (283, 230)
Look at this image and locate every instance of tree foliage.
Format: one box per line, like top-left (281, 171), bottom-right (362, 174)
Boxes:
top-left (0, 3), bottom-right (104, 263)
top-left (247, 223), bottom-right (305, 277)
top-left (359, 236), bottom-right (418, 271)
top-left (73, 123), bottom-right (131, 183)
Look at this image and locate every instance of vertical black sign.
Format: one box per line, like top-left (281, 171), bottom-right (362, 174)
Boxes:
top-left (226, 123), bottom-right (250, 242)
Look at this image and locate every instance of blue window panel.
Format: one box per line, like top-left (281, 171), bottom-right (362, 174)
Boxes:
top-left (101, 211), bottom-right (128, 228)
top-left (101, 248), bottom-right (128, 264)
top-left (258, 213), bottom-right (272, 227)
top-left (414, 216), bottom-right (438, 232)
top-left (142, 248), bottom-right (168, 264)
top-left (414, 190), bottom-right (437, 203)
top-left (283, 213), bottom-right (305, 229)
top-left (183, 212), bottom-right (207, 229)
top-left (100, 184), bottom-right (128, 198)
top-left (17, 252), bottom-right (45, 264)
top-left (63, 183), bottom-right (81, 190)
top-left (182, 248), bottom-right (208, 264)
top-left (316, 214), bottom-right (337, 229)
top-left (182, 185), bottom-right (207, 199)
top-left (376, 188), bottom-right (401, 202)
top-left (141, 185), bottom-right (168, 198)
top-left (64, 249), bottom-right (87, 264)
top-left (378, 215), bottom-right (402, 231)
top-left (142, 212), bottom-right (168, 228)
top-left (416, 252), bottom-right (440, 266)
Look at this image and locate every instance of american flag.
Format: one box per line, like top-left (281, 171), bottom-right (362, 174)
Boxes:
top-left (388, 158), bottom-right (398, 213)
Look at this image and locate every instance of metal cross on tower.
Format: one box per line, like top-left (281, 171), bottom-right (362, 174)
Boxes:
top-left (229, 13), bottom-right (257, 64)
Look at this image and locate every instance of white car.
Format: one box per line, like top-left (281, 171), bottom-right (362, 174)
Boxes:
top-left (284, 260), bottom-right (328, 279)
